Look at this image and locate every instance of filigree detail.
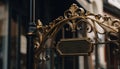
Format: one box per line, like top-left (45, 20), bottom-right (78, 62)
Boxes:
top-left (64, 3), bottom-right (85, 18)
top-left (112, 19), bottom-right (120, 28)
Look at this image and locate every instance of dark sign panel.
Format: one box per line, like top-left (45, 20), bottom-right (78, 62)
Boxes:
top-left (56, 38), bottom-right (93, 56)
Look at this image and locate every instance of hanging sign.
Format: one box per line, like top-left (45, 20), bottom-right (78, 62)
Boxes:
top-left (56, 38), bottom-right (93, 56)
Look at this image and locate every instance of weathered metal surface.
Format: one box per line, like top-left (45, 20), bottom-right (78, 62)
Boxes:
top-left (56, 38), bottom-right (93, 56)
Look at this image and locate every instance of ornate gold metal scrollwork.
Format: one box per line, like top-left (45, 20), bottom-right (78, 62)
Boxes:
top-left (33, 3), bottom-right (120, 69)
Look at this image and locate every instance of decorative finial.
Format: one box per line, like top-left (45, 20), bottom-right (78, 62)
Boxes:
top-left (37, 19), bottom-right (43, 29)
top-left (64, 3), bottom-right (85, 18)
